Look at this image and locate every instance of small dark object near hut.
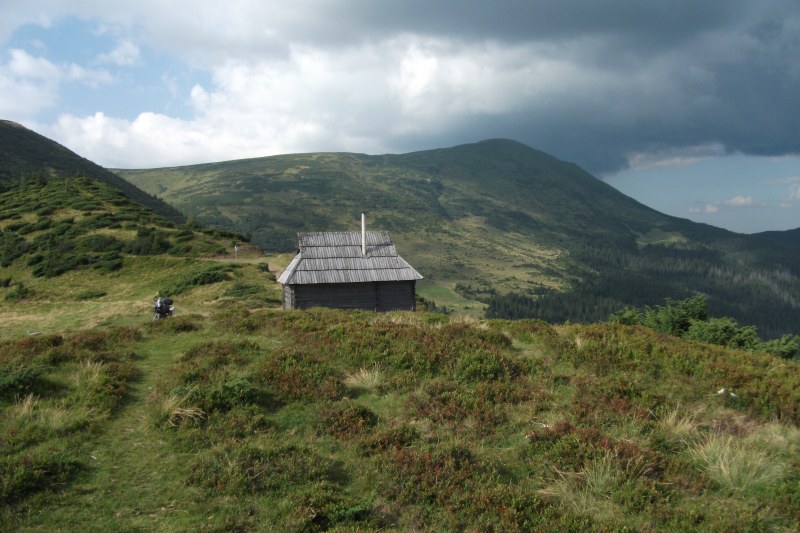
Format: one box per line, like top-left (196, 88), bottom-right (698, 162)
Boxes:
top-left (152, 297), bottom-right (174, 321)
top-left (278, 215), bottom-right (423, 311)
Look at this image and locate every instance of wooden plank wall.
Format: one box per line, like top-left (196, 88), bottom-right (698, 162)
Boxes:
top-left (288, 281), bottom-right (416, 311)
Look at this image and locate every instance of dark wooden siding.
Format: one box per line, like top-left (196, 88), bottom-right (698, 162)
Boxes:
top-left (376, 281), bottom-right (416, 311)
top-left (289, 281), bottom-right (416, 311)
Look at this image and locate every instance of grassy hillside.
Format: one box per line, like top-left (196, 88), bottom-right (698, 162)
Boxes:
top-left (118, 140), bottom-right (800, 337)
top-left (2, 308), bottom-right (799, 531)
top-left (0, 176), bottom-right (279, 337)
top-left (0, 120), bottom-right (184, 224)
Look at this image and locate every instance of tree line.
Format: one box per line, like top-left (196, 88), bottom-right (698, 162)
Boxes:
top-left (608, 295), bottom-right (799, 359)
top-left (486, 237), bottom-right (800, 339)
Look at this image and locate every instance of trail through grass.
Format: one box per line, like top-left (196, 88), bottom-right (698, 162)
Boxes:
top-left (16, 328), bottom-right (216, 531)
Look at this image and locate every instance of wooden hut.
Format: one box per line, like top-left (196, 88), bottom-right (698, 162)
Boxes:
top-left (278, 216), bottom-right (423, 311)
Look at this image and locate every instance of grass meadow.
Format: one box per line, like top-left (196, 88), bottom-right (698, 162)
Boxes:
top-left (2, 308), bottom-right (798, 531)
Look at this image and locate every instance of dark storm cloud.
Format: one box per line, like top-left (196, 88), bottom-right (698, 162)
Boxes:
top-left (4, 1), bottom-right (798, 173)
top-left (311, 0), bottom-right (744, 48)
top-left (303, 0), bottom-right (800, 173)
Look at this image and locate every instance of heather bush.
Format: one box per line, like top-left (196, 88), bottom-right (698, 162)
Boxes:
top-left (259, 348), bottom-right (345, 402)
top-left (455, 351), bottom-right (507, 382)
top-left (316, 402), bottom-right (378, 438)
top-left (360, 423), bottom-right (420, 455)
top-left (0, 364), bottom-right (47, 400)
top-left (188, 442), bottom-right (332, 495)
top-left (0, 451), bottom-right (81, 504)
top-left (283, 481), bottom-right (380, 530)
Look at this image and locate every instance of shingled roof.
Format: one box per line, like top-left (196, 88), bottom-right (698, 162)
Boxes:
top-left (277, 231), bottom-right (423, 285)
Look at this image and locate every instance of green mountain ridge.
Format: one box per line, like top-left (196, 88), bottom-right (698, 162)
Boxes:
top-left (0, 121), bottom-right (275, 336)
top-left (117, 139), bottom-right (800, 338)
top-left (0, 120), bottom-right (184, 224)
top-left (755, 227), bottom-right (800, 248)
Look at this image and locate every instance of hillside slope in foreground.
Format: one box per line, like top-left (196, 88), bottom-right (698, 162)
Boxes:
top-left (2, 307), bottom-right (799, 531)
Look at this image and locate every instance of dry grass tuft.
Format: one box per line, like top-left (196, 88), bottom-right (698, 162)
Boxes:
top-left (158, 386), bottom-right (206, 426)
top-left (687, 433), bottom-right (787, 494)
top-left (12, 393), bottom-right (40, 417)
top-left (40, 404), bottom-right (91, 432)
top-left (748, 422), bottom-right (800, 454)
top-left (448, 314), bottom-right (489, 329)
top-left (573, 335), bottom-right (586, 351)
top-left (344, 365), bottom-right (383, 391)
top-left (657, 405), bottom-right (699, 444)
top-left (71, 360), bottom-right (105, 389)
top-left (539, 453), bottom-right (622, 517)
top-left (377, 312), bottom-right (424, 327)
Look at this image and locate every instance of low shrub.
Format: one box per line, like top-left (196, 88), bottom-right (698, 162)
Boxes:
top-left (0, 451), bottom-right (81, 504)
top-left (124, 226), bottom-right (171, 255)
top-left (223, 282), bottom-right (266, 298)
top-left (360, 423), bottom-right (420, 455)
top-left (79, 234), bottom-right (123, 253)
top-left (455, 351), bottom-right (507, 382)
top-left (179, 340), bottom-right (260, 369)
top-left (0, 334), bottom-right (64, 367)
top-left (0, 231), bottom-right (29, 267)
top-left (316, 402), bottom-right (378, 438)
top-left (4, 282), bottom-right (33, 302)
top-left (204, 405), bottom-right (275, 439)
top-left (523, 421), bottom-right (605, 473)
top-left (386, 445), bottom-right (480, 506)
top-left (91, 251), bottom-right (123, 272)
top-left (0, 364), bottom-right (47, 400)
top-left (160, 264), bottom-right (231, 296)
top-left (75, 289), bottom-right (107, 300)
top-left (167, 243), bottom-right (192, 255)
top-left (406, 379), bottom-right (505, 432)
top-left (188, 443), bottom-right (332, 495)
top-left (207, 377), bottom-right (273, 412)
top-left (211, 307), bottom-right (273, 334)
top-left (150, 315), bottom-right (201, 333)
top-left (259, 348), bottom-right (345, 402)
top-left (283, 481), bottom-right (380, 530)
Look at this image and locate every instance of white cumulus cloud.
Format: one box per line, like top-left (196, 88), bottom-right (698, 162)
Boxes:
top-left (689, 203), bottom-right (720, 214)
top-left (0, 49), bottom-right (61, 117)
top-left (96, 40), bottom-right (141, 66)
top-left (723, 195), bottom-right (755, 207)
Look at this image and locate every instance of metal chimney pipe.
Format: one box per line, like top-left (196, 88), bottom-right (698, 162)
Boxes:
top-left (361, 212), bottom-right (366, 256)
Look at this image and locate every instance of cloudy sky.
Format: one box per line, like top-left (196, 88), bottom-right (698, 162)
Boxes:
top-left (1, 1), bottom-right (799, 233)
